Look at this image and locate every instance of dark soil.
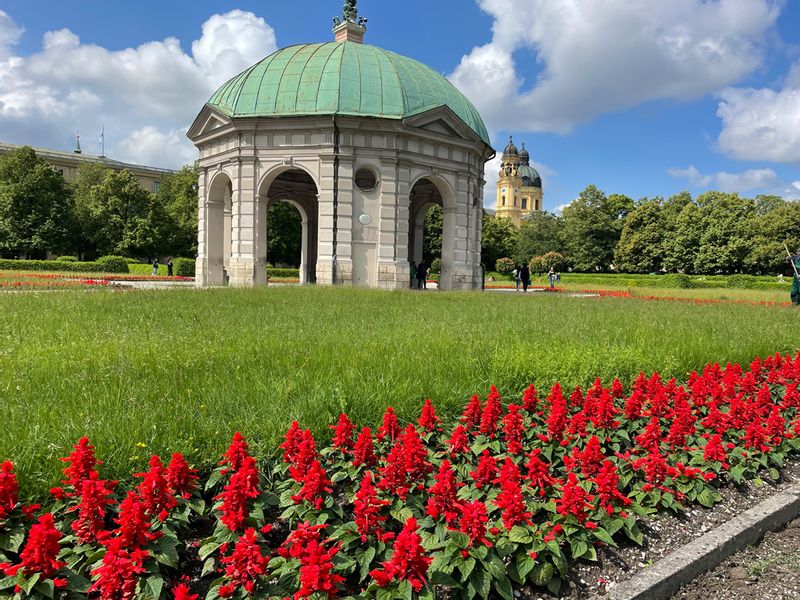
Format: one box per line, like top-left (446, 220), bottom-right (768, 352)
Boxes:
top-left (672, 518), bottom-right (800, 600)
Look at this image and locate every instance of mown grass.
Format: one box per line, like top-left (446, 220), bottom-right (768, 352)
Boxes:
top-left (1, 286), bottom-right (798, 500)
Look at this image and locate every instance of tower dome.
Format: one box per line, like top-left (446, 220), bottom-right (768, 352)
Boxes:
top-left (502, 136), bottom-right (518, 156)
top-left (207, 41), bottom-right (490, 145)
top-left (519, 143), bottom-right (530, 164)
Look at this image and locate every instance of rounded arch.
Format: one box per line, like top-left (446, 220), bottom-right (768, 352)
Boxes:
top-left (204, 170), bottom-right (233, 286)
top-left (257, 163), bottom-right (321, 198)
top-left (409, 173), bottom-right (456, 211)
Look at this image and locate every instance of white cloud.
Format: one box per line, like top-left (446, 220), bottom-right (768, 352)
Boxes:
top-left (0, 10), bottom-right (277, 169)
top-left (716, 62), bottom-right (800, 163)
top-left (667, 164), bottom-right (800, 197)
top-left (450, 0), bottom-right (782, 134)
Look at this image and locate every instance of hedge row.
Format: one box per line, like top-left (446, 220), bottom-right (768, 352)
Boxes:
top-left (0, 256), bottom-right (129, 274)
top-left (268, 268), bottom-right (300, 278)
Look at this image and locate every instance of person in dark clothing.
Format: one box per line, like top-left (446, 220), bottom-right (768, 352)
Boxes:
top-left (416, 261), bottom-right (427, 290)
top-left (520, 264), bottom-right (531, 292)
top-left (151, 258), bottom-right (159, 276)
top-left (167, 258), bottom-right (174, 277)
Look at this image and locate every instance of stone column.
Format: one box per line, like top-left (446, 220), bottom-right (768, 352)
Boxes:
top-left (376, 158), bottom-right (410, 288)
top-left (195, 168), bottom-right (209, 286)
top-left (228, 159), bottom-right (262, 287)
top-left (447, 173), bottom-right (475, 290)
top-left (316, 154), bottom-right (353, 285)
top-left (254, 194), bottom-right (268, 286)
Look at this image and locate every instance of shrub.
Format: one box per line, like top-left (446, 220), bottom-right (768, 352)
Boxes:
top-left (495, 257), bottom-right (514, 275)
top-left (0, 258), bottom-right (105, 272)
top-left (529, 255), bottom-right (548, 275)
top-left (541, 251), bottom-right (567, 272)
top-left (173, 258), bottom-right (195, 277)
top-left (660, 273), bottom-right (694, 288)
top-left (96, 256), bottom-right (130, 274)
top-left (430, 258), bottom-right (442, 274)
top-left (267, 268), bottom-right (300, 279)
top-left (56, 256), bottom-right (78, 262)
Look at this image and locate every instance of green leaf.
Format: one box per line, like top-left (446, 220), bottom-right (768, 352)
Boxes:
top-left (697, 487), bottom-right (715, 508)
top-left (625, 522), bottom-right (644, 545)
top-left (547, 575), bottom-right (562, 595)
top-left (484, 553), bottom-right (506, 580)
top-left (375, 587), bottom-right (394, 600)
top-left (493, 574), bottom-right (514, 600)
top-left (356, 546), bottom-right (376, 580)
top-left (449, 531), bottom-right (470, 549)
top-left (592, 526), bottom-right (617, 547)
top-left (389, 506), bottom-right (414, 524)
top-left (516, 554), bottom-right (536, 579)
top-left (461, 557), bottom-right (476, 579)
top-left (33, 578), bottom-right (54, 599)
top-left (201, 557), bottom-right (217, 578)
top-left (22, 573), bottom-right (41, 595)
top-left (154, 534), bottom-right (180, 568)
top-left (198, 541), bottom-right (221, 561)
top-left (508, 526), bottom-right (533, 544)
top-left (188, 498), bottom-right (206, 515)
top-left (204, 469), bottom-right (223, 491)
top-left (530, 562), bottom-right (554, 586)
top-left (570, 539), bottom-right (589, 559)
top-left (145, 575), bottom-right (164, 600)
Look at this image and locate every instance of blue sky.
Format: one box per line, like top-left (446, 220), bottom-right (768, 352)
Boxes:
top-left (1, 0), bottom-right (799, 210)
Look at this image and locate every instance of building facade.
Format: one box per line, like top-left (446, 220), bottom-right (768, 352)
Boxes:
top-left (0, 141), bottom-right (173, 193)
top-left (494, 137), bottom-right (543, 226)
top-left (188, 8), bottom-right (494, 290)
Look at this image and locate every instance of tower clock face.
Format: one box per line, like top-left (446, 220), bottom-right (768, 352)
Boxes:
top-left (501, 187), bottom-right (507, 193)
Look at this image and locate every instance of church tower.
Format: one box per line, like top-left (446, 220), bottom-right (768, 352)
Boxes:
top-left (494, 136), bottom-right (543, 226)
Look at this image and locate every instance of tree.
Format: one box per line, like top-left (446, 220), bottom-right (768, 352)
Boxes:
top-left (481, 213), bottom-right (517, 269)
top-left (267, 202), bottom-right (302, 267)
top-left (513, 211), bottom-right (563, 265)
top-left (71, 163), bottom-right (111, 259)
top-left (745, 199), bottom-right (800, 274)
top-left (614, 199), bottom-right (665, 273)
top-left (157, 165), bottom-right (198, 258)
top-left (692, 191), bottom-right (754, 274)
top-left (560, 185), bottom-right (619, 271)
top-left (0, 146), bottom-right (73, 258)
top-left (663, 201), bottom-right (702, 273)
top-left (423, 204), bottom-right (442, 264)
top-left (87, 169), bottom-right (163, 258)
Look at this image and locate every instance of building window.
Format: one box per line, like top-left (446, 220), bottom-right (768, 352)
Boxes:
top-left (521, 198), bottom-right (527, 209)
top-left (354, 167), bottom-right (378, 192)
top-left (152, 181), bottom-right (161, 193)
top-left (514, 197), bottom-right (517, 207)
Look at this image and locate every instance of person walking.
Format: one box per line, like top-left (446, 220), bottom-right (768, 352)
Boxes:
top-left (410, 261), bottom-right (417, 289)
top-left (520, 264), bottom-right (531, 292)
top-left (151, 258), bottom-right (159, 276)
top-left (513, 266), bottom-right (521, 291)
top-left (789, 252), bottom-right (800, 306)
top-left (548, 267), bottom-right (556, 289)
top-left (416, 261), bottom-right (427, 290)
top-left (167, 258), bottom-right (174, 277)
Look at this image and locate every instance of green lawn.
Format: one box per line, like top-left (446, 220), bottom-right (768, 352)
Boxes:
top-left (1, 286), bottom-right (798, 499)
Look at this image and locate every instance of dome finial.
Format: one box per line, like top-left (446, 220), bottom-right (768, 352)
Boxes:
top-left (503, 135), bottom-right (518, 156)
top-left (333, 0), bottom-right (367, 42)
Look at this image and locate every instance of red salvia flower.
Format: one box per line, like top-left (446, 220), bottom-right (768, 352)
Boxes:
top-left (702, 434), bottom-right (729, 468)
top-left (470, 450), bottom-right (498, 489)
top-left (426, 460), bottom-right (460, 523)
top-left (624, 390), bottom-right (645, 420)
top-left (173, 577), bottom-right (199, 600)
top-left (353, 472), bottom-right (390, 542)
top-left (744, 416), bottom-right (770, 452)
top-left (69, 472), bottom-right (116, 544)
top-left (556, 472), bottom-right (594, 523)
top-left (635, 417), bottom-right (662, 451)
top-left (3, 513), bottom-right (65, 578)
top-left (461, 395), bottom-right (483, 431)
top-left (377, 440), bottom-right (410, 499)
top-left (400, 424), bottom-right (432, 482)
top-left (295, 536), bottom-right (344, 599)
top-left (216, 456), bottom-right (260, 532)
top-left (279, 421), bottom-right (303, 464)
top-left (765, 406), bottom-right (786, 444)
top-left (369, 517), bottom-right (431, 592)
top-left (611, 378), bottom-right (625, 399)
top-left (114, 491), bottom-right (160, 549)
top-left (221, 528), bottom-right (270, 595)
top-left (278, 521), bottom-right (329, 561)
top-left (166, 453), bottom-right (199, 499)
top-left (376, 407), bottom-right (401, 443)
top-left (220, 432), bottom-right (250, 475)
top-left (135, 455), bottom-right (177, 522)
top-left (590, 389), bottom-right (619, 430)
top-left (782, 383), bottom-right (800, 409)
top-left (502, 404), bottom-right (525, 454)
top-left (452, 501), bottom-right (492, 548)
top-left (418, 399), bottom-right (441, 432)
top-left (352, 426), bottom-right (377, 468)
top-left (546, 383), bottom-right (568, 441)
top-left (578, 435), bottom-right (605, 477)
top-left (0, 461), bottom-right (18, 521)
top-left (89, 537), bottom-right (148, 600)
top-left (331, 413), bottom-right (356, 452)
top-left (61, 437), bottom-right (101, 492)
top-left (446, 424), bottom-right (470, 455)
top-left (291, 459), bottom-right (332, 510)
top-left (522, 384), bottom-right (538, 412)
top-left (292, 429), bottom-right (319, 474)
top-left (526, 449), bottom-right (555, 496)
top-left (632, 449), bottom-right (676, 485)
top-left (479, 385), bottom-right (503, 437)
top-left (594, 461), bottom-right (631, 514)
top-left (494, 458), bottom-right (530, 529)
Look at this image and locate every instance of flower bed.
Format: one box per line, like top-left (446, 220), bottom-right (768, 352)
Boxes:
top-left (1, 353), bottom-right (800, 599)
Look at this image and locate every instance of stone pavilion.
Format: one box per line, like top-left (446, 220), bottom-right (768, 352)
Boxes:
top-left (187, 1), bottom-right (494, 289)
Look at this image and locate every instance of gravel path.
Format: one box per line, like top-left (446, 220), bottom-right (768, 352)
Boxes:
top-left (672, 518), bottom-right (800, 600)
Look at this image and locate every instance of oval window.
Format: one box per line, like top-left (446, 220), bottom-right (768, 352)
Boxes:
top-left (354, 168), bottom-right (378, 192)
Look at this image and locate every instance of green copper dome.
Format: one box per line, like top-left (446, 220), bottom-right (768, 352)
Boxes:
top-left (208, 41), bottom-right (490, 145)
